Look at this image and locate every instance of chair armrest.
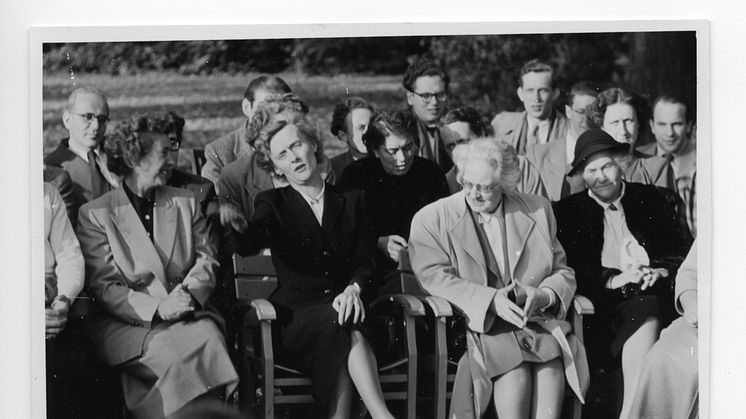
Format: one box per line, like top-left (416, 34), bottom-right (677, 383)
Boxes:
top-left (422, 295), bottom-right (453, 317)
top-left (250, 298), bottom-right (277, 321)
top-left (572, 295), bottom-right (595, 316)
top-left (372, 294), bottom-right (426, 317)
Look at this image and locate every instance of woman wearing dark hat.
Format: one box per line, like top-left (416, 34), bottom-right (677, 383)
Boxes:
top-left (551, 128), bottom-right (693, 419)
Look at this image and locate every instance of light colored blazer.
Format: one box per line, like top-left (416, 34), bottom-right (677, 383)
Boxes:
top-left (409, 191), bottom-right (575, 332)
top-left (44, 182), bottom-right (84, 300)
top-left (201, 123), bottom-right (253, 190)
top-left (491, 110), bottom-right (569, 154)
top-left (524, 135), bottom-right (585, 202)
top-left (77, 186), bottom-right (219, 365)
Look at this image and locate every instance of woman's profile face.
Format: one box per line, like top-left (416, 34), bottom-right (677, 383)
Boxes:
top-left (132, 134), bottom-right (171, 191)
top-left (602, 103), bottom-right (639, 144)
top-left (269, 124), bottom-right (319, 186)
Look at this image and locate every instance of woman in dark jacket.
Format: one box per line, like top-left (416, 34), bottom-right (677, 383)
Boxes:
top-left (234, 104), bottom-right (394, 419)
top-left (552, 129), bottom-right (693, 419)
top-left (337, 110), bottom-right (449, 283)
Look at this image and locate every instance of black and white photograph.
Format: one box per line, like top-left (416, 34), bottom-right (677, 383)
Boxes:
top-left (6, 14), bottom-right (722, 418)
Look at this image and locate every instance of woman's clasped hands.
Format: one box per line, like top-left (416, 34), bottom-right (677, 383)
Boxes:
top-left (157, 284), bottom-right (195, 322)
top-left (492, 282), bottom-right (551, 329)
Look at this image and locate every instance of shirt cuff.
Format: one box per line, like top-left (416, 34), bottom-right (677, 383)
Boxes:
top-left (539, 287), bottom-right (557, 312)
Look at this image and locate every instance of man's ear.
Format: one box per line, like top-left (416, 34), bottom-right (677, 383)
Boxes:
top-left (516, 87), bottom-right (524, 101)
top-left (686, 120), bottom-right (695, 138)
top-left (406, 91), bottom-right (415, 107)
top-left (649, 118), bottom-right (656, 133)
top-left (337, 131), bottom-right (350, 144)
top-left (62, 110), bottom-right (72, 130)
top-left (241, 98), bottom-right (253, 119)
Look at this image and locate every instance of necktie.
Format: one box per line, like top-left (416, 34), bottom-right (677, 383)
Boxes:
top-left (88, 150), bottom-right (107, 198)
top-left (664, 153), bottom-right (678, 192)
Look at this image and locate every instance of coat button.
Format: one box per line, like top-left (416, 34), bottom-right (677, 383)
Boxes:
top-left (322, 250), bottom-right (331, 257)
top-left (324, 271), bottom-right (331, 276)
top-left (323, 289), bottom-right (332, 295)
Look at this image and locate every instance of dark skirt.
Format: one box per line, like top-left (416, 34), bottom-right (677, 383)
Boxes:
top-left (273, 302), bottom-right (363, 411)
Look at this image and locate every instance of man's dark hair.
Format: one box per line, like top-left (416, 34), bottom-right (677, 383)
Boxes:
top-left (330, 97), bottom-right (375, 137)
top-left (362, 110), bottom-right (417, 154)
top-left (518, 59), bottom-right (555, 88)
top-left (402, 57), bottom-right (450, 92)
top-left (243, 75), bottom-right (292, 103)
top-left (441, 106), bottom-right (491, 137)
top-left (651, 93), bottom-right (694, 123)
top-left (566, 81), bottom-right (602, 107)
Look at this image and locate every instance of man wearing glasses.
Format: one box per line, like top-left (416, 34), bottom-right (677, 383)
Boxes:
top-left (524, 81), bottom-right (601, 201)
top-left (492, 59), bottom-right (570, 156)
top-left (403, 57), bottom-right (453, 172)
top-left (45, 86), bottom-right (118, 224)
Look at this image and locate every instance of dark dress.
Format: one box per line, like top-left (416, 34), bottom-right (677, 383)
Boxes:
top-left (338, 156), bottom-right (450, 276)
top-left (235, 183), bottom-right (377, 410)
top-left (552, 182), bottom-right (693, 364)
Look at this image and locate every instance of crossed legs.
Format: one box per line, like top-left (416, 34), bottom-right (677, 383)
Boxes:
top-left (328, 330), bottom-right (394, 419)
top-left (492, 358), bottom-right (565, 419)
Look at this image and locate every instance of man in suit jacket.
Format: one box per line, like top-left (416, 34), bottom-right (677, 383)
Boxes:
top-left (44, 87), bottom-right (119, 224)
top-left (201, 75), bottom-right (292, 189)
top-left (639, 94), bottom-right (697, 236)
top-left (409, 138), bottom-right (586, 418)
top-left (492, 59), bottom-right (569, 156)
top-left (524, 81), bottom-right (601, 201)
top-left (403, 57), bottom-right (453, 172)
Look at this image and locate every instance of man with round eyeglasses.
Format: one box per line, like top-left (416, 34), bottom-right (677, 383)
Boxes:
top-left (45, 86), bottom-right (119, 225)
top-left (403, 57), bottom-right (453, 172)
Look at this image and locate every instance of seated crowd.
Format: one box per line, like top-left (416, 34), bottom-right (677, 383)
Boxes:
top-left (43, 57), bottom-right (698, 419)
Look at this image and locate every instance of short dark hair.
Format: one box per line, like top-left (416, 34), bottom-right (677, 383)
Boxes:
top-left (586, 87), bottom-right (650, 130)
top-left (402, 57), bottom-right (450, 93)
top-left (518, 59), bottom-right (555, 88)
top-left (441, 106), bottom-right (491, 137)
top-left (651, 93), bottom-right (694, 123)
top-left (104, 114), bottom-right (182, 177)
top-left (566, 81), bottom-right (602, 107)
top-left (243, 75), bottom-right (292, 103)
top-left (330, 97), bottom-right (375, 137)
top-left (362, 110), bottom-right (417, 154)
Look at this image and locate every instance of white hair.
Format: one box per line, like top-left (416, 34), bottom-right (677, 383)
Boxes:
top-left (453, 137), bottom-right (521, 193)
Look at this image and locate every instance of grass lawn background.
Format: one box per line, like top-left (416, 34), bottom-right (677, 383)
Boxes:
top-left (43, 72), bottom-right (406, 172)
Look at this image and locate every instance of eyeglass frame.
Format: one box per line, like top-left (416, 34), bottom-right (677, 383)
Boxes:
top-left (459, 179), bottom-right (501, 194)
top-left (411, 90), bottom-right (448, 103)
top-left (71, 112), bottom-right (109, 125)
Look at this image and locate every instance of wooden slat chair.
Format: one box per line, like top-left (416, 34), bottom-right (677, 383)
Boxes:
top-left (398, 248), bottom-right (595, 419)
top-left (192, 148), bottom-right (206, 175)
top-left (232, 254), bottom-right (426, 419)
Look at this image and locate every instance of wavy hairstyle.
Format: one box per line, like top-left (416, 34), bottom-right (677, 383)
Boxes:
top-left (104, 113), bottom-right (182, 177)
top-left (250, 95), bottom-right (322, 180)
top-left (361, 110), bottom-right (417, 154)
top-left (453, 138), bottom-right (521, 194)
top-left (586, 87), bottom-right (650, 134)
top-left (329, 96), bottom-right (374, 137)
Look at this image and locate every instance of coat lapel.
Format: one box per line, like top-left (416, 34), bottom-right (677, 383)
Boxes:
top-left (153, 188), bottom-right (177, 266)
top-left (449, 194), bottom-right (488, 277)
top-left (503, 194), bottom-right (536, 278)
top-left (321, 185), bottom-right (344, 237)
top-left (108, 188), bottom-right (168, 297)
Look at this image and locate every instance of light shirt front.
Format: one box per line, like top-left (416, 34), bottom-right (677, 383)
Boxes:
top-left (527, 115), bottom-right (551, 145)
top-left (67, 140), bottom-right (121, 188)
top-left (657, 139), bottom-right (697, 236)
top-left (588, 182), bottom-right (650, 270)
top-left (293, 183), bottom-right (326, 226)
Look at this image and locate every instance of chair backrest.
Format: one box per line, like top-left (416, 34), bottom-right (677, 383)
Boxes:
top-left (232, 254), bottom-right (278, 300)
top-left (192, 148), bottom-right (206, 175)
top-left (398, 248), bottom-right (428, 295)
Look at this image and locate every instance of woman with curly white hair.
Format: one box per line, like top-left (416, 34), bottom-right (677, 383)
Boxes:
top-left (409, 138), bottom-right (587, 418)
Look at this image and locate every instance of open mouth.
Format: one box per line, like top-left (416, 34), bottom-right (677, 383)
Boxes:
top-left (294, 163), bottom-right (307, 173)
